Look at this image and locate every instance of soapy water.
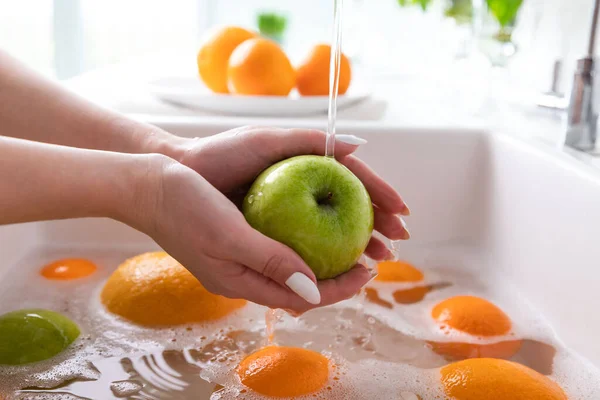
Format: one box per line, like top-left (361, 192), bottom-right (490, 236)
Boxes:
top-left (1, 245), bottom-right (600, 399)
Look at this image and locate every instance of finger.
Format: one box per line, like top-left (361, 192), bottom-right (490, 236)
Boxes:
top-left (374, 206), bottom-right (410, 240)
top-left (317, 264), bottom-right (372, 307)
top-left (340, 155), bottom-right (410, 215)
top-left (364, 236), bottom-right (393, 261)
top-left (230, 224), bottom-right (322, 305)
top-left (219, 264), bottom-right (314, 311)
top-left (248, 128), bottom-right (364, 162)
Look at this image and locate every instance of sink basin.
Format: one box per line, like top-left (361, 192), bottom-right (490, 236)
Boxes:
top-left (1, 121), bottom-right (599, 397)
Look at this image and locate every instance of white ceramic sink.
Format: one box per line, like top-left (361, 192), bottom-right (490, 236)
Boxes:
top-left (139, 118), bottom-right (600, 367)
top-left (1, 122), bottom-right (600, 396)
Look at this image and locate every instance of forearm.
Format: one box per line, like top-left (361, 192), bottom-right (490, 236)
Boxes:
top-left (0, 50), bottom-right (185, 158)
top-left (0, 136), bottom-right (159, 229)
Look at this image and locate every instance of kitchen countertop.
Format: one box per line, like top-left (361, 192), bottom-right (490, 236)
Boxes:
top-left (64, 51), bottom-right (567, 147)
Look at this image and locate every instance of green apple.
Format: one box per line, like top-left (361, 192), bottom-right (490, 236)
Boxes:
top-left (0, 308), bottom-right (80, 365)
top-left (243, 155), bottom-right (374, 280)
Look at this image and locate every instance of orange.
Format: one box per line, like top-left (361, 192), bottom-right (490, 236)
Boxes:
top-left (374, 261), bottom-right (428, 304)
top-left (296, 44), bottom-right (352, 96)
top-left (237, 346), bottom-right (329, 397)
top-left (100, 252), bottom-right (246, 326)
top-left (40, 258), bottom-right (97, 280)
top-left (375, 260), bottom-right (424, 282)
top-left (441, 358), bottom-right (567, 400)
top-left (227, 38), bottom-right (295, 96)
top-left (429, 295), bottom-right (521, 360)
top-left (197, 26), bottom-right (256, 93)
top-left (431, 295), bottom-right (511, 337)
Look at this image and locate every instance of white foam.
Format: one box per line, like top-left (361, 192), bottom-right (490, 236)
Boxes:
top-left (1, 245), bottom-right (599, 399)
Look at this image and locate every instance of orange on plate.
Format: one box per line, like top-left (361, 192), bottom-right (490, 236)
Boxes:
top-left (296, 44), bottom-right (352, 96)
top-left (197, 26), bottom-right (256, 93)
top-left (237, 346), bottom-right (329, 397)
top-left (40, 258), bottom-right (97, 280)
top-left (227, 38), bottom-right (295, 96)
top-left (100, 252), bottom-right (246, 327)
top-left (441, 358), bottom-right (567, 400)
top-left (429, 295), bottom-right (521, 360)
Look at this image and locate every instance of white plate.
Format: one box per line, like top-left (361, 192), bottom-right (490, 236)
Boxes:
top-left (147, 77), bottom-right (371, 117)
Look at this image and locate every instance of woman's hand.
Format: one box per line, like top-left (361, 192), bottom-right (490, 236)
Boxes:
top-left (0, 51), bottom-right (409, 313)
top-left (173, 126), bottom-right (411, 261)
top-left (139, 156), bottom-right (372, 312)
top-left (137, 127), bottom-right (411, 313)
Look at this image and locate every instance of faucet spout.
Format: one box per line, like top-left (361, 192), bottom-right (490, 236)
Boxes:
top-left (564, 0), bottom-right (600, 152)
top-left (565, 57), bottom-right (597, 151)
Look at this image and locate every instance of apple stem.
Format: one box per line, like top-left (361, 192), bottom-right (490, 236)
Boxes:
top-left (327, 192), bottom-right (333, 200)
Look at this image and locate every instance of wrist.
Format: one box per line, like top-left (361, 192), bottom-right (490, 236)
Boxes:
top-left (140, 126), bottom-right (191, 161)
top-left (106, 152), bottom-right (174, 234)
top-left (103, 115), bottom-right (190, 160)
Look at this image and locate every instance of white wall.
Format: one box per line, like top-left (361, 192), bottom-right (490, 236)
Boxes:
top-left (0, 0), bottom-right (597, 95)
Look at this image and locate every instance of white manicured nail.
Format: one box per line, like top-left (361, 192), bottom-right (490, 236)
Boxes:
top-left (400, 217), bottom-right (408, 230)
top-left (336, 134), bottom-right (367, 145)
top-left (285, 272), bottom-right (321, 305)
top-left (400, 217), bottom-right (411, 239)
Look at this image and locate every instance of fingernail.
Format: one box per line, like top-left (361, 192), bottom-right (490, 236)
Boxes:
top-left (336, 134), bottom-right (368, 145)
top-left (401, 203), bottom-right (411, 216)
top-left (285, 272), bottom-right (321, 305)
top-left (400, 218), bottom-right (411, 240)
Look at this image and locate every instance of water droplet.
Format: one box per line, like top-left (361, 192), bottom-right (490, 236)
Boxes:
top-left (257, 192), bottom-right (263, 197)
top-left (247, 195), bottom-right (254, 204)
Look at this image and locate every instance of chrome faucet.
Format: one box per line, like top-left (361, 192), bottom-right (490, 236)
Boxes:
top-left (564, 0), bottom-right (600, 152)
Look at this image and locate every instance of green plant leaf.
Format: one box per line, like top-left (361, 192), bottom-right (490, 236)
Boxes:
top-left (415, 0), bottom-right (433, 10)
top-left (257, 12), bottom-right (287, 37)
top-left (486, 0), bottom-right (523, 27)
top-left (445, 0), bottom-right (473, 24)
top-left (397, 0), bottom-right (433, 11)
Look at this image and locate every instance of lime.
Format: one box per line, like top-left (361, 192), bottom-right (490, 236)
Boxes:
top-left (0, 309), bottom-right (80, 365)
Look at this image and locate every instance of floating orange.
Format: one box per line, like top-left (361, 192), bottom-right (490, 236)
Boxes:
top-left (100, 252), bottom-right (246, 326)
top-left (429, 296), bottom-right (521, 360)
top-left (372, 260), bottom-right (429, 304)
top-left (40, 258), bottom-right (97, 280)
top-left (237, 346), bottom-right (329, 397)
top-left (375, 260), bottom-right (424, 283)
top-left (441, 358), bottom-right (567, 400)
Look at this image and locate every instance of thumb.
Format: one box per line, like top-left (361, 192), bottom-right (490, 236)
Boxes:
top-left (232, 226), bottom-right (321, 305)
